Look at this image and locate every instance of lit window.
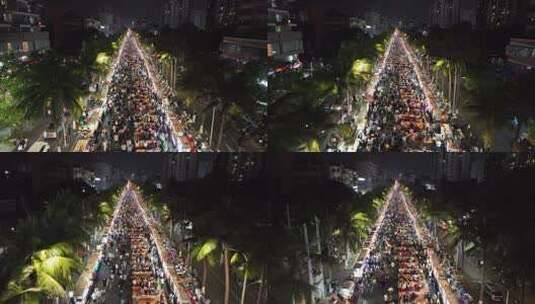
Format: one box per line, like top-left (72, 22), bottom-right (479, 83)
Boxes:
top-left (22, 41), bottom-right (30, 52)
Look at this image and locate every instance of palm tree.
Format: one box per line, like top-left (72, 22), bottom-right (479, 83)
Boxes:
top-left (336, 31), bottom-right (387, 119)
top-left (298, 138), bottom-right (322, 152)
top-left (13, 53), bottom-right (86, 148)
top-left (14, 54), bottom-right (85, 122)
top-left (210, 62), bottom-right (264, 151)
top-left (0, 186), bottom-right (121, 303)
top-left (269, 91), bottom-right (336, 151)
top-left (332, 207), bottom-right (372, 268)
top-left (431, 58), bottom-right (451, 102)
top-left (1, 243), bottom-right (82, 303)
top-left (77, 30), bottom-right (116, 84)
top-left (192, 238), bottom-right (218, 292)
top-left (191, 238), bottom-right (232, 304)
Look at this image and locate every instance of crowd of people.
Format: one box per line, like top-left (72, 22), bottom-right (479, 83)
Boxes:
top-left (138, 189), bottom-right (209, 304)
top-left (335, 189), bottom-right (473, 304)
top-left (88, 36), bottom-right (180, 152)
top-left (83, 186), bottom-right (209, 304)
top-left (144, 47), bottom-right (209, 152)
top-left (354, 192), bottom-right (442, 303)
top-left (358, 36), bottom-right (442, 152)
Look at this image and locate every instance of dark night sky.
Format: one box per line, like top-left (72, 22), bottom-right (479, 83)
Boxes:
top-left (51, 0), bottom-right (477, 23)
top-left (49, 0), bottom-right (166, 20)
top-left (310, 0), bottom-right (476, 23)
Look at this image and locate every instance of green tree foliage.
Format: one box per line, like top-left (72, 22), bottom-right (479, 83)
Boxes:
top-left (410, 168), bottom-right (535, 300)
top-left (12, 53), bottom-right (85, 122)
top-left (0, 187), bottom-right (120, 302)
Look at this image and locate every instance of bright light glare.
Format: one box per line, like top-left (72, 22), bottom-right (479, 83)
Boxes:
top-left (95, 52), bottom-right (110, 65)
top-left (351, 59), bottom-right (372, 78)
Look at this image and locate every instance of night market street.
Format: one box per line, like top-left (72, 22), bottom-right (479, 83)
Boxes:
top-left (355, 30), bottom-right (465, 152)
top-left (77, 182), bottom-right (207, 304)
top-left (268, 1), bottom-right (535, 152)
top-left (1, 154), bottom-right (535, 303)
top-left (75, 30), bottom-right (191, 152)
top-left (1, 1), bottom-right (267, 152)
top-left (349, 182), bottom-right (470, 304)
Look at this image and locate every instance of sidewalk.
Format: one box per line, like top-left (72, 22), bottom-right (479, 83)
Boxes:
top-left (75, 252), bottom-right (100, 298)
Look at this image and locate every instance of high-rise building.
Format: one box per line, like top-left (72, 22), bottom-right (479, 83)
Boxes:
top-left (430, 0), bottom-right (461, 28)
top-left (523, 0), bottom-right (535, 34)
top-left (218, 153), bottom-right (264, 182)
top-left (477, 0), bottom-right (521, 29)
top-left (220, 0), bottom-right (266, 63)
top-left (162, 154), bottom-right (215, 183)
top-left (212, 0), bottom-right (238, 28)
top-left (190, 0), bottom-right (208, 29)
top-left (162, 0), bottom-right (185, 29)
top-left (161, 0), bottom-right (208, 30)
top-left (0, 0), bottom-right (49, 55)
top-left (268, 0), bottom-right (303, 62)
top-left (505, 37), bottom-right (535, 71)
top-left (431, 153), bottom-right (486, 182)
top-left (97, 10), bottom-right (115, 35)
top-left (46, 11), bottom-right (88, 53)
top-left (235, 0), bottom-right (266, 36)
top-left (460, 8), bottom-right (477, 26)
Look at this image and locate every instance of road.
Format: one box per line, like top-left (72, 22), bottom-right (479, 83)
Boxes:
top-left (355, 30), bottom-right (463, 152)
top-left (87, 31), bottom-right (184, 152)
top-left (355, 183), bottom-right (472, 304)
top-left (77, 183), bottom-right (207, 304)
top-left (12, 29), bottom-right (256, 152)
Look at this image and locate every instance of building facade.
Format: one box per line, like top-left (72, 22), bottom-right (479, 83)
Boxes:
top-left (506, 38), bottom-right (535, 71)
top-left (430, 0), bottom-right (461, 28)
top-left (0, 0), bottom-right (49, 55)
top-left (235, 0), bottom-right (266, 36)
top-left (212, 0), bottom-right (238, 28)
top-left (431, 153), bottom-right (486, 182)
top-left (162, 0), bottom-right (208, 30)
top-left (268, 1), bottom-right (303, 62)
top-left (220, 0), bottom-right (266, 63)
top-left (524, 0), bottom-right (535, 34)
top-left (162, 154), bottom-right (215, 183)
top-left (220, 35), bottom-right (266, 62)
top-left (476, 0), bottom-right (521, 29)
